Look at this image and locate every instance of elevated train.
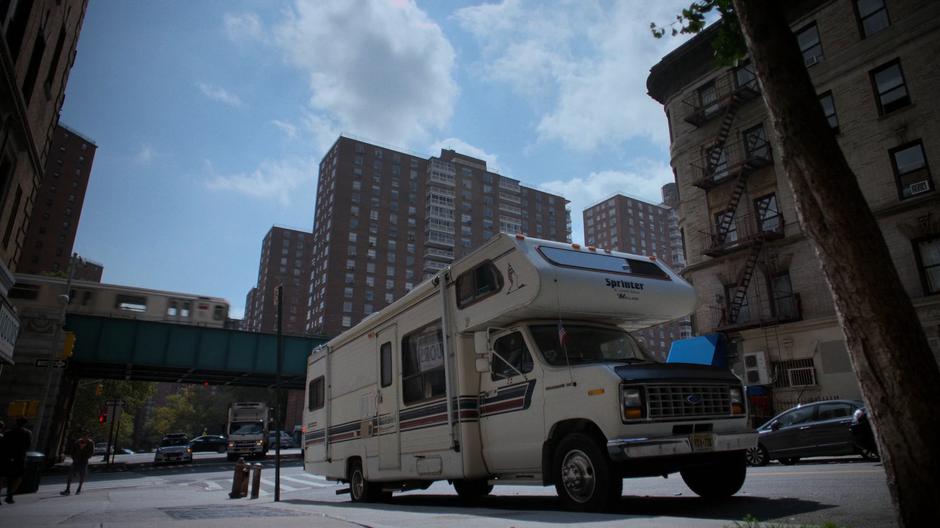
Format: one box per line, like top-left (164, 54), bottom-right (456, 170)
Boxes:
top-left (9, 273), bottom-right (230, 327)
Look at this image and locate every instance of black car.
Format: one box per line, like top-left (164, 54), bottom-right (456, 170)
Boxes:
top-left (746, 399), bottom-right (878, 466)
top-left (189, 435), bottom-right (228, 453)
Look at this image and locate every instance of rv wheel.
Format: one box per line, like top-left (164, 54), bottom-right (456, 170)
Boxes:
top-left (453, 479), bottom-right (493, 501)
top-left (553, 433), bottom-right (619, 512)
top-left (349, 459), bottom-right (382, 502)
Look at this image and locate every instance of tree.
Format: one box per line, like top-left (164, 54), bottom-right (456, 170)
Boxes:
top-left (69, 380), bottom-right (155, 450)
top-left (653, 2), bottom-right (940, 525)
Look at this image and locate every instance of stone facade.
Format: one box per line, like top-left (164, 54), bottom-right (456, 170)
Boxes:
top-left (647, 0), bottom-right (940, 418)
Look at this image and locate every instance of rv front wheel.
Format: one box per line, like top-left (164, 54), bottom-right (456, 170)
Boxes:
top-left (680, 451), bottom-right (747, 499)
top-left (453, 479), bottom-right (493, 501)
top-left (553, 433), bottom-right (619, 512)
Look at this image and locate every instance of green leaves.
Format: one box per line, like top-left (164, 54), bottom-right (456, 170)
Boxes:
top-left (649, 0), bottom-right (746, 66)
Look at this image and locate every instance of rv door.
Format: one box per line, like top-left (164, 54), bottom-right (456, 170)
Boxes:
top-left (376, 325), bottom-right (401, 470)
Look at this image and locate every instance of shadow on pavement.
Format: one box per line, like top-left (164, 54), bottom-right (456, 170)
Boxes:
top-left (283, 494), bottom-right (832, 524)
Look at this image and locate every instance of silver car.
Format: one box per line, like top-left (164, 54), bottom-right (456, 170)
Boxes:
top-left (154, 434), bottom-right (193, 464)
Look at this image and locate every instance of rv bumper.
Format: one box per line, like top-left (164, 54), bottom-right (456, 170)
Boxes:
top-left (606, 430), bottom-right (757, 461)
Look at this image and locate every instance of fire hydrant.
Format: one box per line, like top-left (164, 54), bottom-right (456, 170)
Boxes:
top-left (250, 463), bottom-right (263, 499)
top-left (229, 457), bottom-right (250, 498)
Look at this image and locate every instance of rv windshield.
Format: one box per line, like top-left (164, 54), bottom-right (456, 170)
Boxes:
top-left (230, 421), bottom-right (263, 435)
top-left (529, 324), bottom-right (651, 366)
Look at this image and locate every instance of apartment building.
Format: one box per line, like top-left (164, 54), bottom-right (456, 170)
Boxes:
top-left (583, 189), bottom-right (691, 359)
top-left (1, 0), bottom-right (89, 365)
top-left (243, 226), bottom-right (314, 337)
top-left (307, 136), bottom-right (571, 337)
top-left (647, 0), bottom-right (940, 417)
top-left (19, 124), bottom-right (96, 276)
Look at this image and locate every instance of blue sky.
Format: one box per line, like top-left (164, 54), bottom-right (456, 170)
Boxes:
top-left (63, 0), bottom-right (693, 318)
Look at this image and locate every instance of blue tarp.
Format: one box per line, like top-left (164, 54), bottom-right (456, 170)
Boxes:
top-left (667, 334), bottom-right (728, 368)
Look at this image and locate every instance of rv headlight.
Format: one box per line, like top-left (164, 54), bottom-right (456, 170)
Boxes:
top-left (256, 440), bottom-right (264, 446)
top-left (227, 442), bottom-right (234, 448)
top-left (730, 387), bottom-right (745, 415)
top-left (621, 386), bottom-right (645, 421)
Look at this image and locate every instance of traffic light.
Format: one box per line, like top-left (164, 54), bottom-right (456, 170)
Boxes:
top-left (62, 331), bottom-right (76, 358)
top-left (98, 405), bottom-right (107, 424)
top-left (95, 384), bottom-right (104, 396)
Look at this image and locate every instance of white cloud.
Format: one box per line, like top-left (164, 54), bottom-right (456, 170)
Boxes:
top-left (204, 157), bottom-right (314, 205)
top-left (538, 159), bottom-right (673, 244)
top-left (275, 0), bottom-right (457, 148)
top-left (197, 82), bottom-right (245, 108)
top-left (454, 0), bottom-right (691, 152)
top-left (135, 144), bottom-right (155, 165)
top-left (270, 119), bottom-right (298, 140)
top-left (224, 12), bottom-right (264, 42)
top-left (428, 137), bottom-right (503, 173)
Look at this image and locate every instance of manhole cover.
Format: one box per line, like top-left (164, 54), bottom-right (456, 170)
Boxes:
top-left (161, 504), bottom-right (306, 520)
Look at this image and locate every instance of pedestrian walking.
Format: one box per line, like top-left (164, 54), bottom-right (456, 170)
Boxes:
top-left (0, 418), bottom-right (32, 504)
top-left (61, 430), bottom-right (94, 496)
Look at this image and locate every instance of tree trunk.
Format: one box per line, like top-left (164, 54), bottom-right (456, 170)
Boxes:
top-left (732, 1), bottom-right (940, 525)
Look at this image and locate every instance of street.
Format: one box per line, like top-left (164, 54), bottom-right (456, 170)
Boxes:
top-left (2, 456), bottom-right (894, 527)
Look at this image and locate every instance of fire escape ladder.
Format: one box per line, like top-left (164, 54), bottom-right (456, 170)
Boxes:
top-left (706, 92), bottom-right (742, 170)
top-left (728, 241), bottom-right (764, 324)
top-left (714, 174), bottom-right (748, 245)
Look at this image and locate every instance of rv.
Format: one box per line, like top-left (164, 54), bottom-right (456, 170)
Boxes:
top-left (303, 234), bottom-right (756, 511)
top-left (227, 402), bottom-right (269, 461)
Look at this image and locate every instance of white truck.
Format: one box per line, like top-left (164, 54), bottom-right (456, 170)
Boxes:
top-left (302, 234), bottom-right (756, 511)
top-left (226, 402), bottom-right (269, 461)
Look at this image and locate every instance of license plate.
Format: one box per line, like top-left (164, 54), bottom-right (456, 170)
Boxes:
top-left (691, 433), bottom-right (714, 451)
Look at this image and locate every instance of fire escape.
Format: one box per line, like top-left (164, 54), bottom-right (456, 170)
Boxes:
top-left (683, 64), bottom-right (798, 331)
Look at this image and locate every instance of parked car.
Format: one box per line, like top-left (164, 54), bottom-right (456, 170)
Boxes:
top-left (745, 399), bottom-right (874, 466)
top-left (190, 435), bottom-right (228, 453)
top-left (267, 430), bottom-right (293, 449)
top-left (117, 448), bottom-right (135, 455)
top-left (154, 434), bottom-right (193, 465)
top-left (93, 442), bottom-right (110, 456)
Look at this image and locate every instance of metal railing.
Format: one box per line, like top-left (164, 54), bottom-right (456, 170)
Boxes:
top-left (692, 137), bottom-right (773, 189)
top-left (681, 68), bottom-right (761, 126)
top-left (703, 212), bottom-right (785, 256)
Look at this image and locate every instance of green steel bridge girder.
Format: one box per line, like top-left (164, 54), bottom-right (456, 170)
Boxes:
top-left (64, 314), bottom-right (328, 389)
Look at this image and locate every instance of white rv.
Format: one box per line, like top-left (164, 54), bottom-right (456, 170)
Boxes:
top-left (303, 234), bottom-right (756, 511)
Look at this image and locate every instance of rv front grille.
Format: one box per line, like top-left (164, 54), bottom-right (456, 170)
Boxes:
top-left (645, 384), bottom-right (730, 419)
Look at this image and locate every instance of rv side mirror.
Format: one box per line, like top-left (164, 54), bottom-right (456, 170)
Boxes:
top-left (475, 355), bottom-right (490, 373)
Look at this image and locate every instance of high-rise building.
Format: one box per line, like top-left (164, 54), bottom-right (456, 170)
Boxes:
top-left (243, 226), bottom-right (314, 337)
top-left (71, 254), bottom-right (103, 282)
top-left (0, 0), bottom-right (89, 366)
top-left (582, 193), bottom-right (690, 359)
top-left (19, 124), bottom-right (97, 276)
top-left (308, 136), bottom-right (571, 337)
top-left (647, 0), bottom-right (940, 419)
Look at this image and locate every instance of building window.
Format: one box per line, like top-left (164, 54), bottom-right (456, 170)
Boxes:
top-left (819, 91), bottom-right (839, 133)
top-left (855, 0), bottom-right (889, 38)
top-left (913, 236), bottom-right (940, 295)
top-left (743, 123), bottom-right (770, 160)
top-left (401, 321), bottom-right (445, 405)
top-left (341, 316), bottom-right (352, 327)
top-left (871, 60), bottom-right (910, 115)
top-left (715, 210), bottom-right (738, 243)
top-left (733, 61), bottom-right (757, 91)
top-left (890, 141), bottom-right (932, 199)
top-left (773, 358), bottom-right (817, 388)
top-left (698, 80), bottom-right (719, 117)
top-left (754, 193), bottom-right (781, 232)
top-left (795, 23), bottom-right (823, 66)
top-left (768, 271), bottom-right (798, 319)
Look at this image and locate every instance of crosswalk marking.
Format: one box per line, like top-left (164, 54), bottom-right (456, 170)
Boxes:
top-left (280, 475), bottom-right (331, 488)
top-left (261, 478), bottom-right (298, 492)
top-left (203, 480), bottom-right (223, 491)
top-left (202, 474), bottom-right (336, 494)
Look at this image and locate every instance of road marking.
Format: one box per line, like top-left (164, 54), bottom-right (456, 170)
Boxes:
top-left (261, 478), bottom-right (298, 492)
top-left (281, 475), bottom-right (332, 488)
top-left (203, 480), bottom-right (223, 491)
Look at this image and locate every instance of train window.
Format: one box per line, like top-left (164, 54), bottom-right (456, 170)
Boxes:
top-left (81, 291), bottom-right (93, 306)
top-left (213, 305), bottom-right (225, 321)
top-left (181, 302), bottom-right (191, 318)
top-left (167, 302), bottom-right (178, 317)
top-left (9, 284), bottom-right (40, 300)
top-left (115, 294), bottom-right (147, 313)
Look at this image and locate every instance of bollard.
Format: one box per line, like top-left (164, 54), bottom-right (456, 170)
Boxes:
top-left (250, 463), bottom-right (263, 499)
top-left (240, 462), bottom-right (250, 497)
top-left (229, 457), bottom-right (249, 498)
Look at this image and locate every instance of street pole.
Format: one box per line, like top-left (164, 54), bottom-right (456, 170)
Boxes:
top-left (110, 405), bottom-right (122, 465)
top-left (33, 253), bottom-right (76, 452)
top-left (105, 402), bottom-right (117, 466)
top-left (274, 285), bottom-right (283, 502)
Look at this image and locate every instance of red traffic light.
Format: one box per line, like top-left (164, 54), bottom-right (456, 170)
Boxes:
top-left (98, 413), bottom-right (107, 424)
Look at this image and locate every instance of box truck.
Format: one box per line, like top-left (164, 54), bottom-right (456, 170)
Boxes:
top-left (227, 402), bottom-right (269, 460)
top-left (303, 234), bottom-right (755, 511)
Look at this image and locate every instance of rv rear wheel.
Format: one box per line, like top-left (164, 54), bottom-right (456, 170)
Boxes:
top-left (348, 459), bottom-right (382, 502)
top-left (680, 451), bottom-right (747, 499)
top-left (553, 433), bottom-right (620, 512)
top-left (453, 479), bottom-right (493, 501)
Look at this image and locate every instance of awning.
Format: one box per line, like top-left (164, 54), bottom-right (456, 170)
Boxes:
top-left (666, 333), bottom-right (728, 368)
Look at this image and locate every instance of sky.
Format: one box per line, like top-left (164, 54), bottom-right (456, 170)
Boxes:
top-left (63, 0), bottom-right (694, 318)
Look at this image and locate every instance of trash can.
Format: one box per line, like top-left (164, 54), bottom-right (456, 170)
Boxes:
top-left (18, 452), bottom-right (45, 494)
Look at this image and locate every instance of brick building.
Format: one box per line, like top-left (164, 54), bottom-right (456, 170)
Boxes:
top-left (243, 226), bottom-right (314, 336)
top-left (19, 124), bottom-right (96, 276)
top-left (647, 0), bottom-right (940, 417)
top-left (1, 0), bottom-right (89, 365)
top-left (307, 136), bottom-right (571, 338)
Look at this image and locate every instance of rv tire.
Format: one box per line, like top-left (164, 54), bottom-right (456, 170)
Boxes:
top-left (453, 479), bottom-right (493, 501)
top-left (226, 454), bottom-right (236, 462)
top-left (553, 433), bottom-right (618, 512)
top-left (680, 451), bottom-right (747, 499)
top-left (348, 459), bottom-right (382, 503)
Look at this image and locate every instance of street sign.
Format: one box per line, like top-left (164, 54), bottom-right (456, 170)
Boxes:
top-left (35, 359), bottom-right (67, 368)
top-left (105, 399), bottom-right (126, 407)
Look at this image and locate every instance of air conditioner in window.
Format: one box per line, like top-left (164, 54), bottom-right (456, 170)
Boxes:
top-left (743, 351), bottom-right (771, 386)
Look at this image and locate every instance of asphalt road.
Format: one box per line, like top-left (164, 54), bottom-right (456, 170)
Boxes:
top-left (6, 456), bottom-right (894, 527)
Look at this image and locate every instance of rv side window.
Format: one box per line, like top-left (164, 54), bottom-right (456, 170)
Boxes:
top-left (380, 342), bottom-right (392, 388)
top-left (537, 246), bottom-right (670, 280)
top-left (492, 332), bottom-right (533, 381)
top-left (308, 376), bottom-right (325, 410)
top-left (456, 261), bottom-right (503, 308)
top-left (401, 321), bottom-right (445, 405)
